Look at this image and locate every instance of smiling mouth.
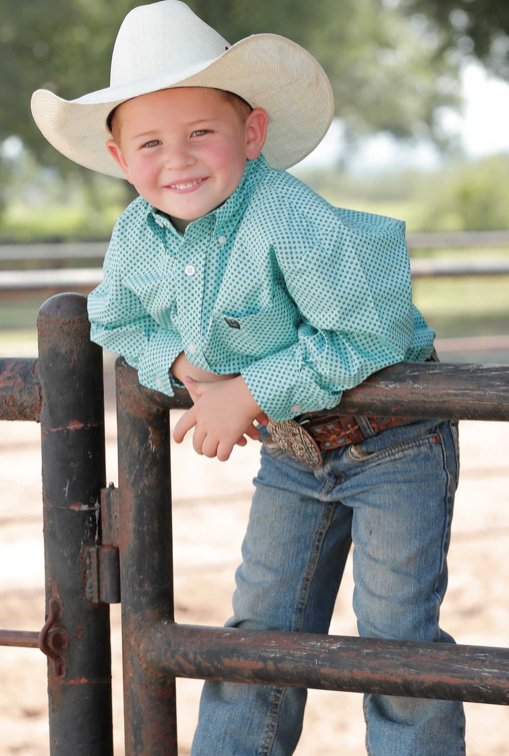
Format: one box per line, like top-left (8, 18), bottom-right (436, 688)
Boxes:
top-left (165, 178), bottom-right (207, 193)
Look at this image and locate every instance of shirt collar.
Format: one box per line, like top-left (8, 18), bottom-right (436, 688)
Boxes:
top-left (145, 153), bottom-right (271, 243)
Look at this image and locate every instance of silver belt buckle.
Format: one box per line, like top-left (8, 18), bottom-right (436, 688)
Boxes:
top-left (265, 419), bottom-right (323, 470)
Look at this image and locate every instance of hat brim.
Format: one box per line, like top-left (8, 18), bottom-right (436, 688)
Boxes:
top-left (31, 34), bottom-right (334, 177)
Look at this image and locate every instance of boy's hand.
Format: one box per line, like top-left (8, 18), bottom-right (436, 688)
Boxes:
top-left (186, 386), bottom-right (263, 448)
top-left (173, 375), bottom-right (268, 461)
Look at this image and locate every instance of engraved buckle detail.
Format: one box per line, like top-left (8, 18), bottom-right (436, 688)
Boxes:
top-left (265, 419), bottom-right (323, 470)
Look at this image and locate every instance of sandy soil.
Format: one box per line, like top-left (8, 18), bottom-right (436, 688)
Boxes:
top-left (1, 364), bottom-right (509, 755)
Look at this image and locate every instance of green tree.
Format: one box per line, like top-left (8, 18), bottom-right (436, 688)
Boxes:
top-left (398, 0), bottom-right (509, 79)
top-left (0, 0), bottom-right (461, 177)
top-left (421, 154), bottom-right (509, 231)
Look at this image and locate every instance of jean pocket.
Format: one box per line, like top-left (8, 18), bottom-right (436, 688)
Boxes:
top-left (346, 432), bottom-right (441, 468)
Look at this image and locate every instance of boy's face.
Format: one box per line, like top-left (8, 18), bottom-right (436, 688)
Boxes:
top-left (107, 88), bottom-right (268, 232)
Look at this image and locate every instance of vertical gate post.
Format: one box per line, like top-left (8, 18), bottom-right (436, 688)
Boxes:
top-left (115, 358), bottom-right (177, 755)
top-left (38, 293), bottom-right (113, 755)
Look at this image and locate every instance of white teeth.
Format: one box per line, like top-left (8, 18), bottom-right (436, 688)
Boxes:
top-left (170, 179), bottom-right (202, 190)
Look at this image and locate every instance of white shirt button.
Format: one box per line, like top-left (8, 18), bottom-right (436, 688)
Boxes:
top-left (155, 217), bottom-right (164, 227)
top-left (290, 405), bottom-right (301, 413)
top-left (188, 344), bottom-right (197, 354)
top-left (218, 235), bottom-right (227, 245)
top-left (185, 265), bottom-right (196, 276)
top-left (155, 378), bottom-right (163, 388)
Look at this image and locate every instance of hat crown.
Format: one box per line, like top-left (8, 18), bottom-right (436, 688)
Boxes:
top-left (110, 1), bottom-right (230, 87)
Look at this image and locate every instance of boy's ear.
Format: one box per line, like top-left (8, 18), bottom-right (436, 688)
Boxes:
top-left (245, 108), bottom-right (269, 160)
top-left (106, 139), bottom-right (133, 183)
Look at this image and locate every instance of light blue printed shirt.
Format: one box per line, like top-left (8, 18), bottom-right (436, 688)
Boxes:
top-left (87, 154), bottom-right (435, 422)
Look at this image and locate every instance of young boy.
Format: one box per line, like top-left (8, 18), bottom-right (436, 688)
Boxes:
top-left (31, 2), bottom-right (464, 754)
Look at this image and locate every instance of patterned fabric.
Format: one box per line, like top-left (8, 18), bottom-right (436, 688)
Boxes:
top-left (87, 154), bottom-right (435, 422)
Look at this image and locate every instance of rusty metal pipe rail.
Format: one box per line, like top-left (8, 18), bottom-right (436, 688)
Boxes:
top-left (2, 358), bottom-right (509, 425)
top-left (2, 291), bottom-right (509, 756)
top-left (0, 357), bottom-right (41, 421)
top-left (143, 361), bottom-right (509, 421)
top-left (0, 630), bottom-right (39, 648)
top-left (139, 622), bottom-right (509, 706)
top-left (113, 354), bottom-right (509, 755)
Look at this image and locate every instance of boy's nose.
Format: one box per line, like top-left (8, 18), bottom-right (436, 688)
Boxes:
top-left (163, 142), bottom-right (195, 171)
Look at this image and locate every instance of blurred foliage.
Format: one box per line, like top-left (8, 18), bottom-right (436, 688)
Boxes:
top-left (297, 152), bottom-right (509, 232)
top-left (0, 139), bottom-right (126, 241)
top-left (399, 0), bottom-right (509, 79)
top-left (1, 0), bottom-right (508, 236)
top-left (0, 0), bottom-right (461, 176)
top-left (420, 154), bottom-right (509, 230)
top-left (1, 151), bottom-right (509, 240)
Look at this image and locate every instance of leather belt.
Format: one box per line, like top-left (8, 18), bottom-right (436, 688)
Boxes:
top-left (263, 349), bottom-right (439, 470)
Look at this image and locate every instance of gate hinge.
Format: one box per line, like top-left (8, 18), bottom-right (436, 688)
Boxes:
top-left (85, 544), bottom-right (120, 604)
top-left (85, 484), bottom-right (120, 604)
top-left (100, 482), bottom-right (119, 547)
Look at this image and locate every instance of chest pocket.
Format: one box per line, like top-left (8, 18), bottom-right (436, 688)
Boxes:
top-left (122, 273), bottom-right (178, 329)
top-left (206, 298), bottom-right (298, 363)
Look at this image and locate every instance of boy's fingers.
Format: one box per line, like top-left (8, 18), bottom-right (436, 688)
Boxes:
top-left (173, 407), bottom-right (197, 443)
top-left (217, 440), bottom-right (234, 463)
top-left (236, 436), bottom-right (248, 447)
top-left (192, 425), bottom-right (207, 455)
top-left (202, 435), bottom-right (219, 459)
top-left (244, 424), bottom-right (261, 441)
top-left (256, 412), bottom-right (269, 426)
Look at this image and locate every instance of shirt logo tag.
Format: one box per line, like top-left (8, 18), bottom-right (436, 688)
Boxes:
top-left (224, 317), bottom-right (241, 330)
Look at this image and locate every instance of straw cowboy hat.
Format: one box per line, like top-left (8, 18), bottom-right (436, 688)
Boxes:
top-left (30, 0), bottom-right (334, 179)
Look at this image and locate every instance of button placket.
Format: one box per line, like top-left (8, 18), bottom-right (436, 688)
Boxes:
top-left (180, 255), bottom-right (205, 367)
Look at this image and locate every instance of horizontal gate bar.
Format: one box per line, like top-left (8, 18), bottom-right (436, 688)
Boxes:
top-left (0, 629), bottom-right (39, 648)
top-left (0, 357), bottom-right (41, 422)
top-left (132, 360), bottom-right (509, 421)
top-left (140, 623), bottom-right (509, 706)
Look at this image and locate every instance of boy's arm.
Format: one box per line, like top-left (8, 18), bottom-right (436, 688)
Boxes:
top-left (239, 217), bottom-right (432, 422)
top-left (170, 351), bottom-right (237, 385)
top-left (87, 221), bottom-right (184, 396)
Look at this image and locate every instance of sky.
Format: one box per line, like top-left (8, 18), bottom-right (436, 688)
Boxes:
top-left (293, 61), bottom-right (509, 175)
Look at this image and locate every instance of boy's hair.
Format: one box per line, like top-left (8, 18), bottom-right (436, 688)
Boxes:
top-left (107, 88), bottom-right (253, 144)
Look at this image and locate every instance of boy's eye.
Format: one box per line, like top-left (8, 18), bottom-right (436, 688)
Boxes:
top-left (143, 140), bottom-right (160, 148)
top-left (192, 129), bottom-right (209, 137)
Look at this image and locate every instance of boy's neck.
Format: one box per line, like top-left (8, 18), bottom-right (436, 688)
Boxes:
top-left (170, 215), bottom-right (190, 234)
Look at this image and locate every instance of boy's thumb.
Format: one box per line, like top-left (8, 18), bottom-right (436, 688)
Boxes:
top-left (184, 375), bottom-right (200, 391)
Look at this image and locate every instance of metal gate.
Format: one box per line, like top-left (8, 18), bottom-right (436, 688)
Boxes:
top-left (1, 292), bottom-right (508, 755)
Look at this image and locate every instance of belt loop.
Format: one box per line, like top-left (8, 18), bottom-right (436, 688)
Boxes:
top-left (356, 416), bottom-right (377, 438)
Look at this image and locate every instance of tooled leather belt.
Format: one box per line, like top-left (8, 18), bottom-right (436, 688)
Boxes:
top-left (263, 349), bottom-right (439, 470)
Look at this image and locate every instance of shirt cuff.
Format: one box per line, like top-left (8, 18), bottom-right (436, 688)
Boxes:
top-left (137, 329), bottom-right (184, 396)
top-left (240, 344), bottom-right (343, 422)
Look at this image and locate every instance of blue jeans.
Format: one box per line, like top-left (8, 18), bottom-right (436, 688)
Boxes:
top-left (191, 417), bottom-right (466, 756)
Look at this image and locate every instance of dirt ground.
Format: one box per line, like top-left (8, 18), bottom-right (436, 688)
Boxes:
top-left (1, 362), bottom-right (509, 756)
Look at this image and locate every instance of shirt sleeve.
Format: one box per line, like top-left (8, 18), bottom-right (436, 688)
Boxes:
top-left (240, 214), bottom-right (415, 421)
top-left (87, 221), bottom-right (185, 396)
